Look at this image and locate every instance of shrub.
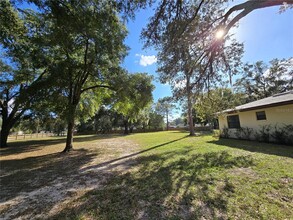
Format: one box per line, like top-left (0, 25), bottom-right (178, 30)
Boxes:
top-left (235, 127), bottom-right (254, 140)
top-left (220, 126), bottom-right (229, 138)
top-left (271, 124), bottom-right (287, 144)
top-left (255, 125), bottom-right (271, 143)
top-left (235, 127), bottom-right (244, 139)
top-left (242, 127), bottom-right (254, 140)
top-left (283, 124), bottom-right (293, 145)
top-left (221, 124), bottom-right (292, 146)
top-left (213, 129), bottom-right (220, 137)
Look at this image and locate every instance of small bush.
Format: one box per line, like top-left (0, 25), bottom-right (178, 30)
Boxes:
top-left (235, 127), bottom-right (244, 139)
top-left (221, 124), bottom-right (292, 146)
top-left (255, 125), bottom-right (271, 143)
top-left (283, 124), bottom-right (293, 145)
top-left (220, 126), bottom-right (229, 138)
top-left (271, 124), bottom-right (287, 144)
top-left (242, 127), bottom-right (254, 140)
top-left (213, 129), bottom-right (220, 137)
top-left (235, 127), bottom-right (254, 140)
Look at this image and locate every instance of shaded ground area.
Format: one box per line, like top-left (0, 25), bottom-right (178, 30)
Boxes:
top-left (0, 135), bottom-right (140, 220)
top-left (1, 132), bottom-right (293, 219)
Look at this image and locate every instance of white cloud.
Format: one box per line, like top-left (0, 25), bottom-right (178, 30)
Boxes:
top-left (136, 54), bottom-right (157, 66)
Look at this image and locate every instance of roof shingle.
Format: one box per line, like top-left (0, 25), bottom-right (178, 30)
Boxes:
top-left (224, 90), bottom-right (293, 113)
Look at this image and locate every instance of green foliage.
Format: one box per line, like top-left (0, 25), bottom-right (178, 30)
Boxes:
top-left (143, 0), bottom-right (244, 93)
top-left (195, 88), bottom-right (245, 124)
top-left (221, 126), bottom-right (230, 138)
top-left (148, 111), bottom-right (164, 130)
top-left (0, 0), bottom-right (26, 48)
top-left (271, 125), bottom-right (287, 145)
top-left (77, 100), bottom-right (165, 134)
top-left (1, 0), bottom-right (156, 148)
top-left (284, 125), bottom-right (293, 145)
top-left (234, 58), bottom-right (293, 102)
top-left (142, 1), bottom-right (243, 136)
top-left (172, 117), bottom-right (184, 127)
top-left (222, 124), bottom-right (292, 145)
top-left (136, 107), bottom-right (151, 130)
top-left (213, 129), bottom-right (220, 137)
top-left (242, 127), bottom-right (254, 140)
top-left (255, 125), bottom-right (271, 143)
top-left (0, 0), bottom-right (49, 147)
top-left (235, 127), bottom-right (245, 140)
top-left (1, 1), bottom-right (156, 149)
top-left (76, 89), bottom-right (110, 123)
top-left (156, 97), bottom-right (175, 117)
top-left (235, 127), bottom-right (253, 140)
top-left (114, 73), bottom-right (154, 122)
top-left (35, 0), bottom-right (130, 113)
top-left (155, 96), bottom-right (175, 129)
top-left (271, 124), bottom-right (293, 145)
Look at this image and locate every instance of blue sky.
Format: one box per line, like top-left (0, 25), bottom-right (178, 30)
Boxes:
top-left (122, 2), bottom-right (293, 103)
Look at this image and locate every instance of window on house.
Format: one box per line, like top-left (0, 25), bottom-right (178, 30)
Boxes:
top-left (256, 111), bottom-right (266, 120)
top-left (227, 115), bottom-right (240, 129)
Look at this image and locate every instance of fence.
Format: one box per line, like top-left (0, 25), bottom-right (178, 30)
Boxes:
top-left (168, 126), bottom-right (213, 132)
top-left (8, 132), bottom-right (54, 140)
top-left (7, 126), bottom-right (214, 140)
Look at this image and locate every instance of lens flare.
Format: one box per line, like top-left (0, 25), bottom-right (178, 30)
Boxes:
top-left (215, 29), bottom-right (225, 39)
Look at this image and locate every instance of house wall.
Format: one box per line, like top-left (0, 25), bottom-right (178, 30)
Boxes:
top-left (218, 104), bottom-right (293, 139)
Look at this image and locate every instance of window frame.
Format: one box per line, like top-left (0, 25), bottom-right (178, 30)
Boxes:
top-left (227, 115), bottom-right (241, 129)
top-left (256, 111), bottom-right (266, 121)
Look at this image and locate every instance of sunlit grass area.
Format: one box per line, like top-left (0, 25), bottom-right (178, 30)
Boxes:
top-left (1, 131), bottom-right (292, 219)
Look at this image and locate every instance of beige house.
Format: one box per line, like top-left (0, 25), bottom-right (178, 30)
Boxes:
top-left (218, 91), bottom-right (293, 141)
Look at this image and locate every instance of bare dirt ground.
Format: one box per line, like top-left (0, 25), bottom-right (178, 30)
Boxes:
top-left (0, 136), bottom-right (140, 220)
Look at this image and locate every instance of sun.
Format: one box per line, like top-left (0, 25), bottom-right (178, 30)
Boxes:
top-left (215, 29), bottom-right (225, 39)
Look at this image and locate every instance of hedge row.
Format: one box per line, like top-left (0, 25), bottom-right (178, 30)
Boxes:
top-left (220, 124), bottom-right (293, 145)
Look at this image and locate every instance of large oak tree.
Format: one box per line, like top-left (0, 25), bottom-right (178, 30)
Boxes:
top-left (1, 0), bottom-right (152, 150)
top-left (0, 1), bottom-right (49, 147)
top-left (142, 0), bottom-right (243, 135)
top-left (114, 73), bottom-right (154, 134)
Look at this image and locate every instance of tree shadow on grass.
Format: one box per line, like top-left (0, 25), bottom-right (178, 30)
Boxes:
top-left (208, 138), bottom-right (293, 158)
top-left (0, 134), bottom-right (122, 156)
top-left (79, 135), bottom-right (188, 172)
top-left (0, 136), bottom-right (189, 219)
top-left (0, 149), bottom-right (98, 202)
top-left (169, 130), bottom-right (189, 133)
top-left (51, 150), bottom-right (254, 220)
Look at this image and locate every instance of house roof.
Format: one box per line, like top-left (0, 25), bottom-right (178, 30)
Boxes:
top-left (224, 90), bottom-right (293, 113)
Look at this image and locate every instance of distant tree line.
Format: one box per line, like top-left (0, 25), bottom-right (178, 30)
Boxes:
top-left (194, 58), bottom-right (292, 126)
top-left (1, 0), bottom-right (292, 150)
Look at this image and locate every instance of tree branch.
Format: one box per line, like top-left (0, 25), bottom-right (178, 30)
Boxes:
top-left (0, 99), bottom-right (4, 110)
top-left (179, 0), bottom-right (206, 37)
top-left (81, 84), bottom-right (114, 94)
top-left (221, 0), bottom-right (293, 35)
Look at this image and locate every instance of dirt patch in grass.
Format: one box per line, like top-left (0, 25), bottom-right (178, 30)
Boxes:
top-left (228, 167), bottom-right (259, 180)
top-left (0, 137), bottom-right (140, 220)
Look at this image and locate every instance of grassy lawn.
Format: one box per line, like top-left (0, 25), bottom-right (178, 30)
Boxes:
top-left (1, 131), bottom-right (292, 219)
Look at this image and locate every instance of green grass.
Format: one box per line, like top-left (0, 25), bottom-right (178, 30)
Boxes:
top-left (1, 131), bottom-right (293, 219)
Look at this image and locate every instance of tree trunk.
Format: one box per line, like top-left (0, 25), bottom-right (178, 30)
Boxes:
top-left (187, 101), bottom-right (195, 136)
top-left (166, 111), bottom-right (169, 131)
top-left (124, 118), bottom-right (129, 135)
top-left (187, 76), bottom-right (195, 136)
top-left (0, 113), bottom-right (21, 148)
top-left (63, 104), bottom-right (77, 152)
top-left (0, 127), bottom-right (9, 148)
